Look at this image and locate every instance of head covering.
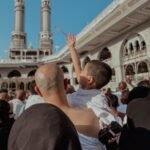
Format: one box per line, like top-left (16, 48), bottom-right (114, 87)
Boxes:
top-left (0, 100), bottom-right (14, 150)
top-left (127, 86), bottom-right (150, 104)
top-left (119, 97), bottom-right (150, 150)
top-left (8, 104), bottom-right (82, 150)
top-left (127, 97), bottom-right (150, 130)
top-left (0, 100), bottom-right (10, 123)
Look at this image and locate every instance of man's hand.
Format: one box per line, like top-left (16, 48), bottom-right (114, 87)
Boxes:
top-left (67, 34), bottom-right (76, 49)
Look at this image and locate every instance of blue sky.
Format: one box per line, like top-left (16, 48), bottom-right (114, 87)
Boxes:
top-left (0, 0), bottom-right (112, 58)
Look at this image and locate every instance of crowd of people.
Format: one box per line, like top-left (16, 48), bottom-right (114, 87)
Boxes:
top-left (0, 34), bottom-right (150, 150)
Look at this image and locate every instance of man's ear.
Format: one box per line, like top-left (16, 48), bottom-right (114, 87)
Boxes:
top-left (34, 85), bottom-right (43, 97)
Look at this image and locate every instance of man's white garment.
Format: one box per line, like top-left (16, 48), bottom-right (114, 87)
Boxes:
top-left (114, 91), bottom-right (127, 113)
top-left (78, 132), bottom-right (106, 150)
top-left (9, 99), bottom-right (25, 119)
top-left (67, 88), bottom-right (120, 127)
top-left (25, 95), bottom-right (44, 110)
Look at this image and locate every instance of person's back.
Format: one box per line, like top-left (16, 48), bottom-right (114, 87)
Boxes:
top-left (8, 104), bottom-right (82, 150)
top-left (34, 63), bottom-right (106, 149)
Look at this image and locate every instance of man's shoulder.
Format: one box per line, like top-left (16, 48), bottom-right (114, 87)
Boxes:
top-left (69, 108), bottom-right (98, 124)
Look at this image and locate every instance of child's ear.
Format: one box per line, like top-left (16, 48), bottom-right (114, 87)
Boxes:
top-left (87, 76), bottom-right (95, 85)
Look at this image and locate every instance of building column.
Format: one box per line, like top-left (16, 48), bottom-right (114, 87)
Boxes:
top-left (40, 0), bottom-right (52, 54)
top-left (11, 0), bottom-right (26, 49)
top-left (115, 65), bottom-right (123, 86)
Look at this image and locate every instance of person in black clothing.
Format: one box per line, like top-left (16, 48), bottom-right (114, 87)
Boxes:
top-left (119, 97), bottom-right (150, 150)
top-left (8, 104), bottom-right (82, 150)
top-left (0, 100), bottom-right (14, 150)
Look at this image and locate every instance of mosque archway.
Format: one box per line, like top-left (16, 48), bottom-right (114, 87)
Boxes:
top-left (1, 82), bottom-right (8, 89)
top-left (137, 62), bottom-right (148, 74)
top-left (28, 70), bottom-right (36, 77)
top-left (98, 47), bottom-right (111, 61)
top-left (8, 70), bottom-right (21, 78)
top-left (61, 66), bottom-right (69, 73)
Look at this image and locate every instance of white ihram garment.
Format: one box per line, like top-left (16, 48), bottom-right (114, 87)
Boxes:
top-left (9, 99), bottom-right (25, 119)
top-left (67, 88), bottom-right (122, 127)
top-left (78, 132), bottom-right (106, 150)
top-left (25, 95), bottom-right (44, 110)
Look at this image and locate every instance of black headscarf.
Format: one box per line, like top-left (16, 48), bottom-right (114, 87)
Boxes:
top-left (119, 97), bottom-right (150, 150)
top-left (8, 104), bottom-right (82, 150)
top-left (127, 86), bottom-right (150, 104)
top-left (0, 100), bottom-right (14, 150)
top-left (0, 100), bottom-right (10, 123)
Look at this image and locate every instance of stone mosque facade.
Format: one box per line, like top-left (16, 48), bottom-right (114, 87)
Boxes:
top-left (0, 0), bottom-right (150, 91)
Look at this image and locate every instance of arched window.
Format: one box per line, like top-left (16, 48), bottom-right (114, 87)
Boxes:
top-left (138, 62), bottom-right (148, 74)
top-left (61, 66), bottom-right (69, 73)
top-left (19, 82), bottom-right (24, 90)
top-left (28, 70), bottom-right (36, 77)
top-left (135, 40), bottom-right (140, 52)
top-left (99, 48), bottom-right (111, 61)
top-left (141, 41), bottom-right (146, 50)
top-left (124, 47), bottom-right (128, 56)
top-left (83, 56), bottom-right (90, 68)
top-left (1, 82), bottom-right (8, 89)
top-left (129, 43), bottom-right (134, 53)
top-left (9, 82), bottom-right (16, 89)
top-left (26, 82), bottom-right (31, 90)
top-left (8, 70), bottom-right (21, 78)
top-left (125, 65), bottom-right (135, 75)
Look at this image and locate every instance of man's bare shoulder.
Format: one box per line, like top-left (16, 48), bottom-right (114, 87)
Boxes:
top-left (70, 108), bottom-right (100, 137)
top-left (68, 107), bottom-right (97, 119)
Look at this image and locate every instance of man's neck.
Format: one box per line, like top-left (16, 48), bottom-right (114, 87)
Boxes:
top-left (44, 92), bottom-right (69, 108)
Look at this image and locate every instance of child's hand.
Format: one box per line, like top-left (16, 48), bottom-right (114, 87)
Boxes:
top-left (67, 34), bottom-right (76, 49)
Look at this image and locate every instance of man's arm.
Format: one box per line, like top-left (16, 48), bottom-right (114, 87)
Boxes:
top-left (67, 34), bottom-right (81, 82)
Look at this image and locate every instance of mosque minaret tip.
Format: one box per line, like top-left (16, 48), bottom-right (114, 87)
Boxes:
top-left (40, 0), bottom-right (52, 54)
top-left (11, 0), bottom-right (26, 49)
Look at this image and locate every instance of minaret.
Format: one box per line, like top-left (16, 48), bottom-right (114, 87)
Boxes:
top-left (11, 0), bottom-right (26, 49)
top-left (40, 0), bottom-right (52, 54)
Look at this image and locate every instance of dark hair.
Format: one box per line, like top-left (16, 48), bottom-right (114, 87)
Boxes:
top-left (0, 89), bottom-right (8, 93)
top-left (87, 60), bottom-right (112, 89)
top-left (127, 86), bottom-right (150, 104)
top-left (29, 80), bottom-right (37, 95)
top-left (108, 95), bottom-right (119, 108)
top-left (8, 104), bottom-right (82, 150)
top-left (137, 80), bottom-right (150, 88)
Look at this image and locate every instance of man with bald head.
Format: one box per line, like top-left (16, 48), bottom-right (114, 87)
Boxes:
top-left (35, 63), bottom-right (106, 150)
top-left (9, 89), bottom-right (26, 119)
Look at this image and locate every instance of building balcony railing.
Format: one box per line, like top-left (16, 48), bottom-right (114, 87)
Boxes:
top-left (0, 77), bottom-right (34, 83)
top-left (0, 59), bottom-right (39, 64)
